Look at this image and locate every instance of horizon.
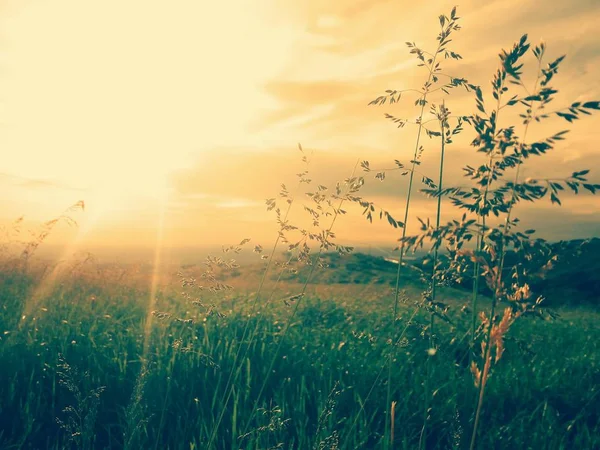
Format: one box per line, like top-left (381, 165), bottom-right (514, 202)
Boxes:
top-left (9, 236), bottom-right (598, 268)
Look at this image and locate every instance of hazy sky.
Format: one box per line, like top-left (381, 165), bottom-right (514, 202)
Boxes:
top-left (1, 0), bottom-right (599, 257)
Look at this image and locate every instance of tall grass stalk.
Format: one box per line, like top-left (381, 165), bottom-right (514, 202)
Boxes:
top-left (468, 37), bottom-right (592, 450)
top-left (369, 9), bottom-right (467, 448)
top-left (385, 95), bottom-right (426, 450)
top-left (239, 160), bottom-right (360, 440)
top-left (466, 59), bottom-right (510, 450)
top-left (466, 36), bottom-right (538, 449)
top-left (470, 225), bottom-right (481, 352)
top-left (430, 102), bottom-right (449, 343)
top-left (207, 146), bottom-right (313, 448)
top-left (341, 302), bottom-right (421, 448)
top-left (418, 101), bottom-right (450, 450)
top-left (386, 34), bottom-right (600, 450)
top-left (468, 60), bottom-right (507, 358)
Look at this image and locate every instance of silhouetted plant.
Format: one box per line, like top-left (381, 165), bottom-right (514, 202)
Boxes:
top-left (20, 201), bottom-right (85, 269)
top-left (56, 354), bottom-right (105, 450)
top-left (314, 382), bottom-right (343, 450)
top-left (239, 160), bottom-right (366, 441)
top-left (399, 34), bottom-right (600, 449)
top-left (122, 366), bottom-right (151, 450)
top-left (362, 7), bottom-right (473, 448)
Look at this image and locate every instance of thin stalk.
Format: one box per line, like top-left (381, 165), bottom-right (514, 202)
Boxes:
top-left (470, 216), bottom-right (482, 350)
top-left (470, 58), bottom-right (543, 450)
top-left (470, 87), bottom-right (500, 350)
top-left (471, 212), bottom-right (487, 349)
top-left (154, 357), bottom-right (174, 450)
top-left (469, 70), bottom-right (507, 450)
top-left (469, 202), bottom-right (498, 448)
top-left (207, 151), bottom-right (313, 448)
top-left (239, 161), bottom-right (359, 440)
top-left (469, 217), bottom-right (504, 450)
top-left (341, 303), bottom-right (422, 448)
top-left (419, 102), bottom-right (448, 450)
top-left (431, 104), bottom-right (448, 339)
top-left (384, 40), bottom-right (443, 450)
top-left (504, 57), bottom-right (543, 228)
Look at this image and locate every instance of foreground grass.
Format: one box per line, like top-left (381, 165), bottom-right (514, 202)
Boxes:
top-left (0, 268), bottom-right (598, 449)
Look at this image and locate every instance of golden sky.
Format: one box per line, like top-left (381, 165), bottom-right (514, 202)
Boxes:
top-left (1, 0), bottom-right (599, 258)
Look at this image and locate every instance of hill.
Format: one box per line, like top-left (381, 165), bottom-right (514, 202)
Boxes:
top-left (273, 252), bottom-right (423, 286)
top-left (237, 238), bottom-right (600, 306)
top-left (529, 238), bottom-right (600, 305)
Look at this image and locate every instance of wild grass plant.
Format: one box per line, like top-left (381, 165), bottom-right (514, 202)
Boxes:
top-left (399, 33), bottom-right (600, 449)
top-left (1, 6), bottom-right (600, 450)
top-left (161, 146), bottom-right (378, 447)
top-left (363, 7), bottom-right (472, 448)
top-left (55, 354), bottom-right (106, 450)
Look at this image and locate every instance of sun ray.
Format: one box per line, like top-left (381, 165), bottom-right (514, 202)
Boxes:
top-left (141, 188), bottom-right (168, 365)
top-left (19, 202), bottom-right (86, 324)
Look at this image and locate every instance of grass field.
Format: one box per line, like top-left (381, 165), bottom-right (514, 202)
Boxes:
top-left (0, 257), bottom-right (598, 450)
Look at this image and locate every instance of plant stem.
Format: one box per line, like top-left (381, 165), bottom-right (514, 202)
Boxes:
top-left (469, 60), bottom-right (514, 450)
top-left (239, 161), bottom-right (359, 440)
top-left (470, 54), bottom-right (544, 450)
top-left (207, 151), bottom-right (312, 449)
top-left (385, 49), bottom-right (440, 449)
top-left (419, 102), bottom-right (448, 450)
top-left (470, 215), bottom-right (482, 351)
top-left (341, 303), bottom-right (422, 447)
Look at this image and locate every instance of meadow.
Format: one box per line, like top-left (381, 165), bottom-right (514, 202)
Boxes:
top-left (0, 254), bottom-right (598, 449)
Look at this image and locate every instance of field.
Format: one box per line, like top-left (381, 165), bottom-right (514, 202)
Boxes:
top-left (0, 255), bottom-right (598, 450)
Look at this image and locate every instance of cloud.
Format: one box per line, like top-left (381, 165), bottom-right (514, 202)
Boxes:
top-left (237, 0), bottom-right (600, 245)
top-left (161, 137), bottom-right (600, 248)
top-left (258, 0), bottom-right (600, 148)
top-left (4, 0), bottom-right (598, 252)
top-left (0, 172), bottom-right (84, 191)
top-left (214, 198), bottom-right (262, 209)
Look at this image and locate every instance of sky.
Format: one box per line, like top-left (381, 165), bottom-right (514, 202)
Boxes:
top-left (1, 0), bottom-right (599, 260)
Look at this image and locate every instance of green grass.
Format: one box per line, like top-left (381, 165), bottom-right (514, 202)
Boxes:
top-left (0, 266), bottom-right (598, 450)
